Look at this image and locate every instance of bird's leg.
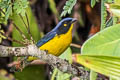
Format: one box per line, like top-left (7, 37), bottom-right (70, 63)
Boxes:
top-left (9, 57), bottom-right (23, 72)
top-left (44, 50), bottom-right (48, 53)
top-left (20, 56), bottom-right (33, 68)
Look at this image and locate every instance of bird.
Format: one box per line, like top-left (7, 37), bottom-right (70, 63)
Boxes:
top-left (36, 18), bottom-right (77, 56)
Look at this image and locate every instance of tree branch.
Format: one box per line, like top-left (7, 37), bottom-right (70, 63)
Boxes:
top-left (0, 44), bottom-right (87, 77)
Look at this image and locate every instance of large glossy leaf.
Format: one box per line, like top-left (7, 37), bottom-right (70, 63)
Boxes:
top-left (81, 24), bottom-right (120, 56)
top-left (76, 54), bottom-right (120, 79)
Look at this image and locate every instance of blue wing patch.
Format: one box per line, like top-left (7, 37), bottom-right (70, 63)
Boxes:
top-left (36, 31), bottom-right (57, 47)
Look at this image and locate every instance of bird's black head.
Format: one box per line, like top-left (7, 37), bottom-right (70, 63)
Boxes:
top-left (53, 18), bottom-right (77, 35)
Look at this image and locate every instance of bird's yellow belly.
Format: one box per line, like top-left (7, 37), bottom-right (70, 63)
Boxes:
top-left (39, 33), bottom-right (72, 56)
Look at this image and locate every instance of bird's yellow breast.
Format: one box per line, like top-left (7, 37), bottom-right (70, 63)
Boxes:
top-left (39, 24), bottom-right (73, 56)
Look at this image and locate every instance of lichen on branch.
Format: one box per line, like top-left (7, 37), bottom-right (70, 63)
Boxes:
top-left (0, 44), bottom-right (87, 77)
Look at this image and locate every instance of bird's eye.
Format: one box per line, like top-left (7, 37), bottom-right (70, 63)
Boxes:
top-left (64, 24), bottom-right (67, 27)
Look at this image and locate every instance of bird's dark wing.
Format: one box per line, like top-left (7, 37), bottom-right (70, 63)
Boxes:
top-left (36, 31), bottom-right (57, 47)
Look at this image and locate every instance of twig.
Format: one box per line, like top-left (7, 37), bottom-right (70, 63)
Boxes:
top-left (19, 13), bottom-right (34, 43)
top-left (12, 22), bottom-right (27, 41)
top-left (70, 43), bottom-right (81, 48)
top-left (25, 13), bottom-right (34, 43)
top-left (19, 14), bottom-right (28, 33)
top-left (8, 37), bottom-right (26, 46)
top-left (0, 44), bottom-right (87, 77)
top-left (0, 8), bottom-right (5, 14)
top-left (0, 31), bottom-right (26, 45)
top-left (0, 8), bottom-right (29, 44)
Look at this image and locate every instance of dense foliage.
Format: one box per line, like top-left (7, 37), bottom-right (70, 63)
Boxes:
top-left (0, 0), bottom-right (120, 80)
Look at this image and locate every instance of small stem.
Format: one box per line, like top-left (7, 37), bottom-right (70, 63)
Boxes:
top-left (19, 13), bottom-right (34, 43)
top-left (70, 43), bottom-right (81, 48)
top-left (12, 22), bottom-right (27, 40)
top-left (19, 14), bottom-right (28, 33)
top-left (0, 8), bottom-right (5, 14)
top-left (0, 32), bottom-right (26, 46)
top-left (25, 13), bottom-right (34, 43)
top-left (8, 37), bottom-right (26, 46)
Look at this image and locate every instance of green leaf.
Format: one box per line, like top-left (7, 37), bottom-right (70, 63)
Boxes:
top-left (0, 29), bottom-right (6, 43)
top-left (51, 48), bottom-right (72, 80)
top-left (11, 6), bottom-right (41, 46)
top-left (5, 5), bottom-right (12, 20)
top-left (90, 70), bottom-right (97, 80)
top-left (13, 0), bottom-right (29, 16)
top-left (106, 0), bottom-right (114, 3)
top-left (110, 77), bottom-right (119, 80)
top-left (66, 1), bottom-right (71, 6)
top-left (111, 9), bottom-right (120, 17)
top-left (110, 4), bottom-right (120, 18)
top-left (59, 47), bottom-right (72, 63)
top-left (81, 24), bottom-right (120, 56)
top-left (60, 0), bottom-right (77, 17)
top-left (0, 69), bottom-right (15, 80)
top-left (76, 54), bottom-right (120, 79)
top-left (101, 0), bottom-right (107, 30)
top-left (15, 65), bottom-right (46, 80)
top-left (114, 0), bottom-right (120, 4)
top-left (91, 0), bottom-right (96, 8)
top-left (48, 0), bottom-right (59, 18)
top-left (0, 1), bottom-right (8, 9)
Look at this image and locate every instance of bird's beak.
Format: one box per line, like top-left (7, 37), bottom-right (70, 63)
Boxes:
top-left (71, 18), bottom-right (77, 23)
